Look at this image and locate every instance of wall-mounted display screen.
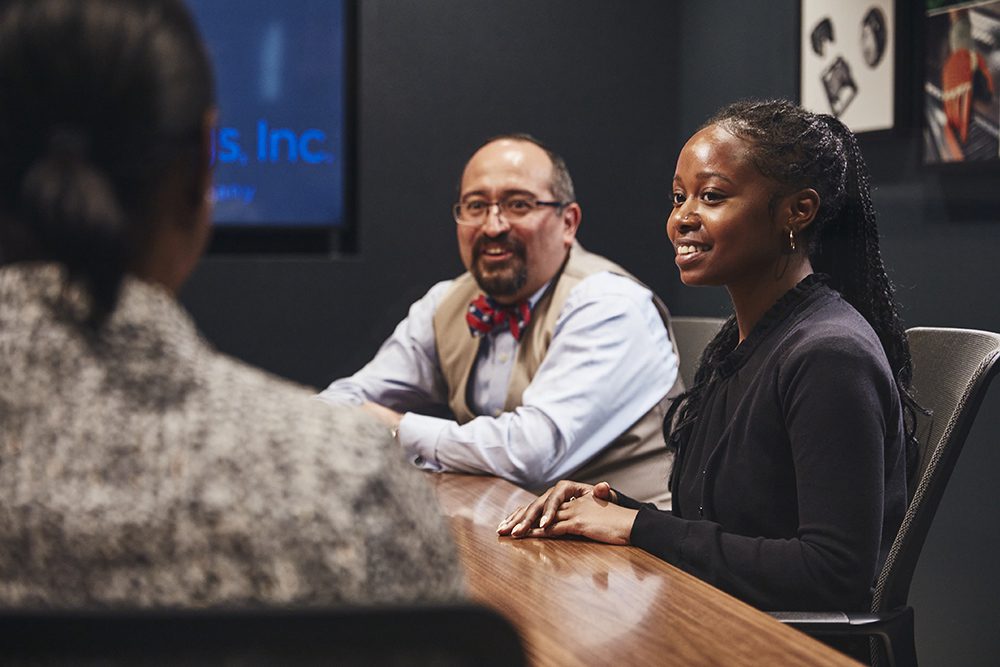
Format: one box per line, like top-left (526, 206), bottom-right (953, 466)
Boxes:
top-left (187, 0), bottom-right (351, 247)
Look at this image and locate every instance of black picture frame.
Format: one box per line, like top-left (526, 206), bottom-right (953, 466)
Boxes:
top-left (922, 0), bottom-right (1000, 166)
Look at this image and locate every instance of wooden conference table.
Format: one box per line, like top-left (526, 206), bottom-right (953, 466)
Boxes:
top-left (432, 473), bottom-right (859, 667)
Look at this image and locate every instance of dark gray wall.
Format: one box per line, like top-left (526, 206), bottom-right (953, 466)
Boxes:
top-left (182, 2), bottom-right (999, 664)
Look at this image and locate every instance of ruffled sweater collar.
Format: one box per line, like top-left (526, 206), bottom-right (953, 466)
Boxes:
top-left (718, 273), bottom-right (829, 378)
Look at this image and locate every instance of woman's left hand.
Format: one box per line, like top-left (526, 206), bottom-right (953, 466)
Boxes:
top-left (517, 493), bottom-right (639, 546)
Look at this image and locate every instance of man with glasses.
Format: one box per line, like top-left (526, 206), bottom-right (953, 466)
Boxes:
top-left (319, 135), bottom-right (680, 504)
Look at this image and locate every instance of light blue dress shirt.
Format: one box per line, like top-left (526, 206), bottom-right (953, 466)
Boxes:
top-left (318, 271), bottom-right (678, 489)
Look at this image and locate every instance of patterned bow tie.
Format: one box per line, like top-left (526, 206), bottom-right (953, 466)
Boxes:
top-left (466, 294), bottom-right (532, 341)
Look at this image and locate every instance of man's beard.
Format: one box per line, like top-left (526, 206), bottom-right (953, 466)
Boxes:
top-left (471, 234), bottom-right (528, 298)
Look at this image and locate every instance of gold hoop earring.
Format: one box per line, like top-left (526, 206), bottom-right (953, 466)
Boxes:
top-left (788, 228), bottom-right (796, 252)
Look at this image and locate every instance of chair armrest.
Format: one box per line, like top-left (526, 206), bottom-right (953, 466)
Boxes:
top-left (770, 607), bottom-right (909, 637)
top-left (771, 608), bottom-right (915, 667)
top-left (770, 610), bottom-right (880, 632)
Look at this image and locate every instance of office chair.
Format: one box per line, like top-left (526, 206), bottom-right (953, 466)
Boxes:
top-left (771, 327), bottom-right (1000, 667)
top-left (0, 603), bottom-right (527, 666)
top-left (669, 316), bottom-right (726, 388)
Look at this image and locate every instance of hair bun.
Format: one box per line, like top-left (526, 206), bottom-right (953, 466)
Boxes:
top-left (20, 127), bottom-right (127, 325)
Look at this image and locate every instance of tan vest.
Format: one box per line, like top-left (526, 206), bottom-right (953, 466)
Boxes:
top-left (432, 242), bottom-right (682, 505)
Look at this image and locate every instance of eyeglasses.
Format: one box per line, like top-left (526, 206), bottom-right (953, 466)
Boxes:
top-left (452, 196), bottom-right (567, 226)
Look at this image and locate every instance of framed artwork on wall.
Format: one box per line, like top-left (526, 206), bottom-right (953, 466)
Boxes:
top-left (923, 0), bottom-right (1000, 164)
top-left (800, 0), bottom-right (896, 133)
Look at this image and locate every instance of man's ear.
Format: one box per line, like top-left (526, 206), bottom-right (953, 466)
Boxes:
top-left (786, 188), bottom-right (820, 235)
top-left (561, 202), bottom-right (582, 246)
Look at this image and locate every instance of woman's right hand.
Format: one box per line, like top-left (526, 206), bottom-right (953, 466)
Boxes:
top-left (496, 480), bottom-right (618, 537)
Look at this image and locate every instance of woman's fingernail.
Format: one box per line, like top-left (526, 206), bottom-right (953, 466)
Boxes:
top-left (539, 514), bottom-right (549, 528)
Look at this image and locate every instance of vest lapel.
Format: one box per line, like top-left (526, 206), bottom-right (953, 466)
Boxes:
top-left (432, 273), bottom-right (482, 424)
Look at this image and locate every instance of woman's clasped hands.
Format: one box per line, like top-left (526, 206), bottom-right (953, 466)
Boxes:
top-left (496, 480), bottom-right (639, 546)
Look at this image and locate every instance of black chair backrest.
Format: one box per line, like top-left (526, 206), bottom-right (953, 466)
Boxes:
top-left (670, 316), bottom-right (726, 388)
top-left (873, 327), bottom-right (1000, 614)
top-left (0, 603), bottom-right (526, 666)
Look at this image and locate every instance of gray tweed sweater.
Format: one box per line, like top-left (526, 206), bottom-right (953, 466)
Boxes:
top-left (0, 263), bottom-right (464, 608)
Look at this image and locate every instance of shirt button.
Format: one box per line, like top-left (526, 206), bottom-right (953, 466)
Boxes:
top-left (498, 354), bottom-right (509, 363)
top-left (493, 409), bottom-right (503, 417)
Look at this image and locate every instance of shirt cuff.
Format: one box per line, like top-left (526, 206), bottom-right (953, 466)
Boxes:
top-left (629, 506), bottom-right (689, 566)
top-left (397, 412), bottom-right (449, 472)
top-left (613, 488), bottom-right (658, 512)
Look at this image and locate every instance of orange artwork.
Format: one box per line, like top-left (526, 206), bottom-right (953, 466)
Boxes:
top-left (924, 1), bottom-right (1000, 163)
top-left (941, 49), bottom-right (995, 143)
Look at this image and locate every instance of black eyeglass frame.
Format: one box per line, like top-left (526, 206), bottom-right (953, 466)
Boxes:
top-left (452, 198), bottom-right (569, 226)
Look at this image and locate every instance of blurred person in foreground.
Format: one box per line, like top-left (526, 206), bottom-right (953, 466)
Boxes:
top-left (0, 0), bottom-right (462, 607)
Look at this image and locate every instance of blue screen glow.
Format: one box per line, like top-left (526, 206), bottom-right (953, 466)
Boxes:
top-left (188, 0), bottom-right (348, 228)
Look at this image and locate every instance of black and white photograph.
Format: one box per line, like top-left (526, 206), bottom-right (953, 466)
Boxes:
top-left (800, 0), bottom-right (896, 132)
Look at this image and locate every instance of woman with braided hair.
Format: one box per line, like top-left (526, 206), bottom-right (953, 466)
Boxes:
top-left (499, 99), bottom-right (913, 614)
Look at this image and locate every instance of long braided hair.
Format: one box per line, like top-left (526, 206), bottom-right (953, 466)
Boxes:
top-left (665, 99), bottom-right (919, 477)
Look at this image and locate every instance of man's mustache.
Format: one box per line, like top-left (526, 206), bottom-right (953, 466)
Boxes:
top-left (472, 234), bottom-right (525, 259)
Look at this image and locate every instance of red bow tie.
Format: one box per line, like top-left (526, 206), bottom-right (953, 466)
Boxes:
top-left (466, 294), bottom-right (532, 341)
